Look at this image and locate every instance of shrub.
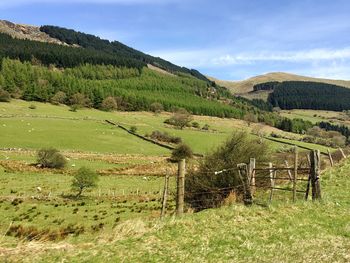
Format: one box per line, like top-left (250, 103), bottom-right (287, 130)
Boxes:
top-left (37, 148), bottom-right (67, 169)
top-left (51, 91), bottom-right (67, 105)
top-left (150, 130), bottom-right (182, 144)
top-left (0, 88), bottom-right (10, 102)
top-left (202, 124), bottom-right (210, 130)
top-left (192, 122), bottom-right (200, 129)
top-left (171, 144), bottom-right (193, 161)
top-left (130, 126), bottom-right (138, 133)
top-left (71, 167), bottom-right (99, 197)
top-left (69, 93), bottom-right (91, 108)
top-left (185, 131), bottom-right (270, 211)
top-left (28, 104), bottom-right (36, 109)
top-left (69, 104), bottom-right (78, 112)
top-left (150, 102), bottom-right (163, 114)
top-left (101, 96), bottom-right (118, 111)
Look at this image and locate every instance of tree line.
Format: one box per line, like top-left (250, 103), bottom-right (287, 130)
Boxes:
top-left (266, 81), bottom-right (350, 111)
top-left (40, 25), bottom-right (211, 83)
top-left (0, 58), bottom-right (245, 118)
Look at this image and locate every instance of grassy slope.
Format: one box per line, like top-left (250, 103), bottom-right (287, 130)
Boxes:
top-left (211, 72), bottom-right (350, 94)
top-left (2, 154), bottom-right (349, 262)
top-left (1, 100), bottom-right (328, 155)
top-left (281, 109), bottom-right (350, 125)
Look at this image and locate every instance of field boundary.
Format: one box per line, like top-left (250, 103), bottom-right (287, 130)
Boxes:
top-left (105, 120), bottom-right (204, 157)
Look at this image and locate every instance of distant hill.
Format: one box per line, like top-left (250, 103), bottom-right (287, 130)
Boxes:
top-left (210, 72), bottom-right (350, 94)
top-left (0, 20), bottom-right (210, 82)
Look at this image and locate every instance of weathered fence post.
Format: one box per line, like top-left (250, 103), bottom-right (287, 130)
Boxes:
top-left (284, 160), bottom-right (293, 181)
top-left (339, 148), bottom-right (346, 159)
top-left (327, 149), bottom-right (334, 167)
top-left (176, 159), bottom-right (186, 216)
top-left (160, 173), bottom-right (170, 219)
top-left (249, 158), bottom-right (256, 195)
top-left (237, 163), bottom-right (253, 205)
top-left (269, 162), bottom-right (274, 203)
top-left (293, 146), bottom-right (298, 202)
top-left (310, 150), bottom-right (322, 200)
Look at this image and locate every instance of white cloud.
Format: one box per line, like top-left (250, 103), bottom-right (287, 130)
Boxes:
top-left (150, 47), bottom-right (350, 68)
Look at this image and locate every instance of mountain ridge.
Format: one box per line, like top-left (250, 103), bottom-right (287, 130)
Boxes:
top-left (209, 72), bottom-right (350, 94)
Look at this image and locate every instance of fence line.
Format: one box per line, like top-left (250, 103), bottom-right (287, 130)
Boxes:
top-left (162, 147), bottom-right (349, 217)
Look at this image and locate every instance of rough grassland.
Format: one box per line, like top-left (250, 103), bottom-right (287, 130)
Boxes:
top-left (1, 155), bottom-right (349, 262)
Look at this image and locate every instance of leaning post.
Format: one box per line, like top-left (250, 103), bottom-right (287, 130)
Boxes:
top-left (237, 163), bottom-right (253, 205)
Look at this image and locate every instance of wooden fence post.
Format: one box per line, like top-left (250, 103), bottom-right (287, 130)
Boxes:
top-left (327, 149), bottom-right (334, 167)
top-left (160, 173), bottom-right (170, 219)
top-left (176, 159), bottom-right (186, 216)
top-left (310, 150), bottom-right (322, 200)
top-left (237, 163), bottom-right (253, 205)
top-left (339, 148), bottom-right (346, 159)
top-left (293, 146), bottom-right (298, 202)
top-left (284, 160), bottom-right (293, 181)
top-left (269, 162), bottom-right (274, 203)
top-left (249, 158), bottom-right (256, 195)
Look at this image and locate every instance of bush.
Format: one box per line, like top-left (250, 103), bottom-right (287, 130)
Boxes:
top-left (69, 104), bottom-right (78, 112)
top-left (202, 124), bottom-right (210, 130)
top-left (185, 131), bottom-right (270, 211)
top-left (171, 144), bottom-right (193, 161)
top-left (28, 104), bottom-right (36, 110)
top-left (150, 130), bottom-right (182, 144)
top-left (51, 91), bottom-right (67, 105)
top-left (130, 126), bottom-right (138, 133)
top-left (71, 167), bottom-right (99, 197)
top-left (192, 122), bottom-right (200, 129)
top-left (150, 102), bottom-right (163, 114)
top-left (0, 88), bottom-right (10, 102)
top-left (101, 96), bottom-right (118, 111)
top-left (69, 93), bottom-right (91, 108)
top-left (37, 148), bottom-right (67, 169)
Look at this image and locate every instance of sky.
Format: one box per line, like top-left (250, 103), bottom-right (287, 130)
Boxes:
top-left (1, 0), bottom-right (350, 80)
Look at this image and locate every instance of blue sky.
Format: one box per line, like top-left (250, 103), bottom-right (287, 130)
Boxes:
top-left (1, 0), bottom-right (350, 80)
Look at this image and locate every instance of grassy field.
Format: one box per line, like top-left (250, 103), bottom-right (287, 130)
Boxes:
top-left (0, 153), bottom-right (349, 262)
top-left (280, 109), bottom-right (350, 125)
top-left (0, 100), bottom-right (349, 262)
top-left (0, 100), bottom-right (330, 155)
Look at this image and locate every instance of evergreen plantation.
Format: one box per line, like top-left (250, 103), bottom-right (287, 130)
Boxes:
top-left (40, 25), bottom-right (210, 82)
top-left (262, 81), bottom-right (350, 111)
top-left (0, 58), bottom-right (247, 117)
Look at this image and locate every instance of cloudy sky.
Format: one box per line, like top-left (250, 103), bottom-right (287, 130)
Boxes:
top-left (2, 0), bottom-right (350, 80)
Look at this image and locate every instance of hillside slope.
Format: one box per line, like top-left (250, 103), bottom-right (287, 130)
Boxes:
top-left (211, 72), bottom-right (350, 94)
top-left (0, 20), bottom-right (69, 45)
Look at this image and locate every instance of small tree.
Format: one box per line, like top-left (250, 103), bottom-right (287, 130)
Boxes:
top-left (150, 102), bottom-right (164, 114)
top-left (0, 88), bottom-right (11, 102)
top-left (171, 144), bottom-right (193, 161)
top-left (165, 108), bottom-right (192, 129)
top-left (69, 93), bottom-right (91, 108)
top-left (51, 91), bottom-right (67, 105)
top-left (71, 167), bottom-right (99, 197)
top-left (101, 96), bottom-right (118, 111)
top-left (37, 148), bottom-right (67, 169)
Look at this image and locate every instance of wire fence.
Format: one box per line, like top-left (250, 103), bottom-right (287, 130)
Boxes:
top-left (161, 147), bottom-right (348, 217)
